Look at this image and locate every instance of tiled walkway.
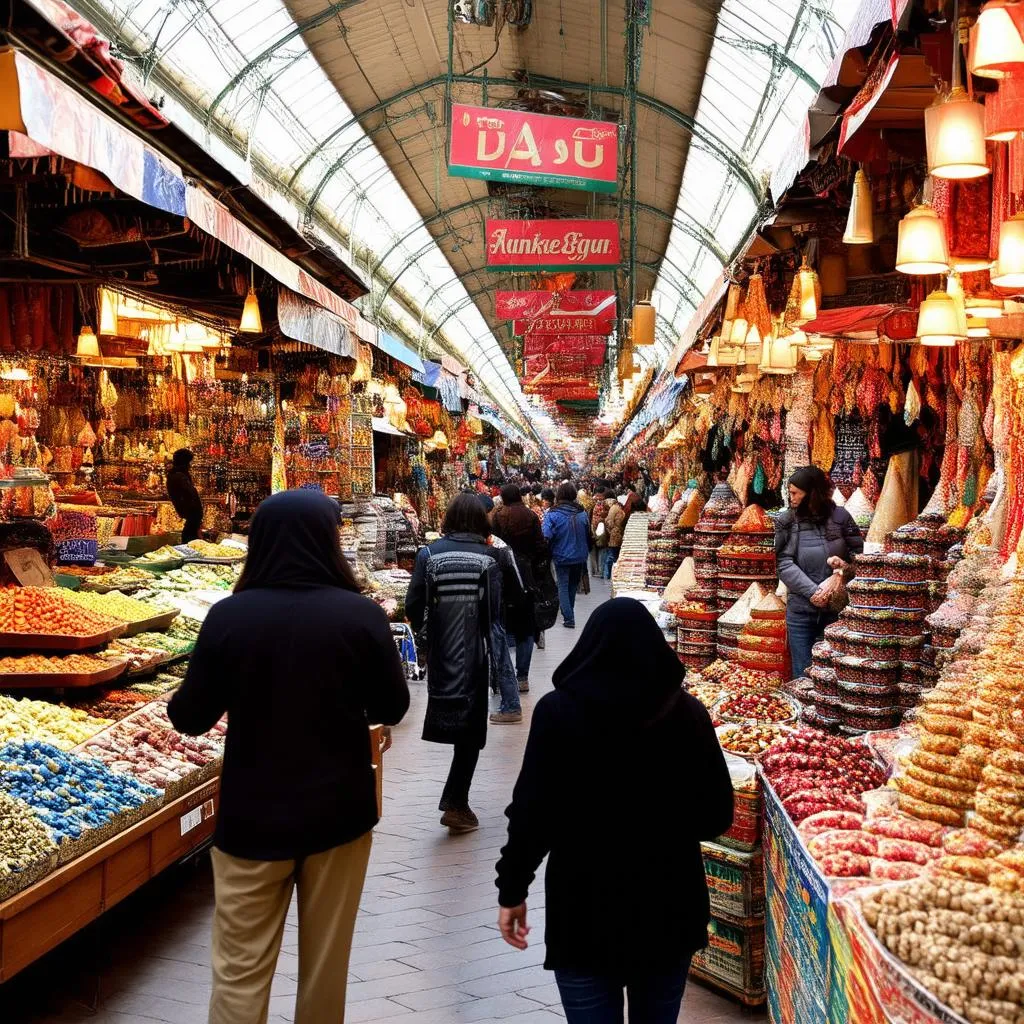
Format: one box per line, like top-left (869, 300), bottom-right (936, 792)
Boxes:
top-left (1, 578), bottom-right (764, 1023)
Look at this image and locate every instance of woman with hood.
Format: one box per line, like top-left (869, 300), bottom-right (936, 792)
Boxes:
top-left (495, 598), bottom-right (734, 1023)
top-left (168, 490), bottom-right (410, 1024)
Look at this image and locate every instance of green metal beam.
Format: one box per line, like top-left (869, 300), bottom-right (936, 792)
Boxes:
top-left (719, 36), bottom-right (821, 92)
top-left (204, 0), bottom-right (369, 127)
top-left (283, 73), bottom-right (763, 202)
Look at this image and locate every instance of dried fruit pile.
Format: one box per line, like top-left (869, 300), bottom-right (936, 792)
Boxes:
top-left (716, 690), bottom-right (796, 724)
top-left (0, 653), bottom-right (112, 676)
top-left (718, 724), bottom-right (781, 758)
top-left (63, 590), bottom-right (174, 625)
top-left (0, 587), bottom-right (122, 636)
top-left (0, 694), bottom-right (111, 748)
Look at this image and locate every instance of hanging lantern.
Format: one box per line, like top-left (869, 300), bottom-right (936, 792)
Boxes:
top-left (729, 317), bottom-right (749, 347)
top-left (970, 1), bottom-right (1024, 79)
top-left (758, 324), bottom-right (798, 375)
top-left (925, 87), bottom-right (990, 180)
top-left (98, 289), bottom-right (118, 336)
top-left (795, 262), bottom-right (819, 324)
top-left (723, 283), bottom-right (742, 320)
top-left (967, 317), bottom-right (991, 338)
top-left (966, 292), bottom-right (1004, 318)
top-left (895, 204), bottom-right (950, 275)
top-left (917, 289), bottom-right (965, 346)
top-left (76, 326), bottom-right (100, 358)
top-left (632, 299), bottom-right (655, 345)
top-left (843, 169), bottom-right (874, 244)
top-left (992, 212), bottom-right (1024, 287)
top-left (239, 266), bottom-right (262, 334)
top-left (706, 335), bottom-right (739, 367)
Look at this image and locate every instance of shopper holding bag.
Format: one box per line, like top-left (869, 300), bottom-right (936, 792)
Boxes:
top-left (775, 466), bottom-right (864, 679)
top-left (168, 490), bottom-right (410, 1024)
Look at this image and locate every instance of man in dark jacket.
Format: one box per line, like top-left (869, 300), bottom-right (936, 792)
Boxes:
top-left (166, 448), bottom-right (203, 543)
top-left (542, 483), bottom-right (592, 629)
top-left (491, 484), bottom-right (546, 692)
top-left (406, 494), bottom-right (526, 832)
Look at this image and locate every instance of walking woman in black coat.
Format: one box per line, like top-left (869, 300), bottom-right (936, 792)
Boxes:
top-left (168, 489), bottom-right (409, 1024)
top-left (406, 492), bottom-right (525, 834)
top-left (495, 598), bottom-right (734, 1024)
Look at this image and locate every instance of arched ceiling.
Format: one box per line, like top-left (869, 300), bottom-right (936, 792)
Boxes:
top-left (72, 0), bottom-right (853, 440)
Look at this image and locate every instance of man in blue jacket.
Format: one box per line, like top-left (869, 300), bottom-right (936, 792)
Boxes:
top-left (542, 482), bottom-right (593, 629)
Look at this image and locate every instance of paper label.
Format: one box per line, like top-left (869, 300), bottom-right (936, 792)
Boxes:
top-left (4, 547), bottom-right (53, 587)
top-left (179, 807), bottom-right (202, 836)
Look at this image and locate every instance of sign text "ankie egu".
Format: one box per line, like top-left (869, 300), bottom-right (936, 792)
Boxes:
top-left (486, 219), bottom-right (621, 270)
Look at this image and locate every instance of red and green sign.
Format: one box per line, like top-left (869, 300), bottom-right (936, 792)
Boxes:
top-left (449, 104), bottom-right (618, 193)
top-left (486, 219), bottom-right (620, 271)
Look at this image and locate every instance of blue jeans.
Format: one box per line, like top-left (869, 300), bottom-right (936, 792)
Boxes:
top-left (492, 622), bottom-right (521, 714)
top-left (507, 631), bottom-right (534, 681)
top-left (555, 563), bottom-right (585, 626)
top-left (787, 604), bottom-right (838, 680)
top-left (602, 546), bottom-right (620, 580)
top-left (554, 962), bottom-right (691, 1024)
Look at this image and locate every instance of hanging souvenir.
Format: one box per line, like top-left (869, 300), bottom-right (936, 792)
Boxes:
top-left (904, 378), bottom-right (922, 426)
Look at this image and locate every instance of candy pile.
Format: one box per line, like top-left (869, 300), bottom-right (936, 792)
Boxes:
top-left (62, 590), bottom-right (176, 625)
top-left (718, 724), bottom-right (781, 758)
top-left (0, 790), bottom-right (59, 898)
top-left (0, 652), bottom-right (114, 676)
top-left (862, 878), bottom-right (1024, 1024)
top-left (80, 566), bottom-right (157, 592)
top-left (145, 563), bottom-right (239, 593)
top-left (182, 539), bottom-right (245, 561)
top-left (0, 694), bottom-right (111, 749)
top-left (0, 740), bottom-right (160, 847)
top-left (715, 690), bottom-right (797, 724)
top-left (0, 587), bottom-right (122, 637)
top-left (762, 728), bottom-right (886, 824)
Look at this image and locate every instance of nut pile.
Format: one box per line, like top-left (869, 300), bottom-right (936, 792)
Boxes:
top-left (63, 590), bottom-right (175, 625)
top-left (717, 724), bottom-right (780, 758)
top-left (0, 790), bottom-right (58, 896)
top-left (863, 878), bottom-right (1024, 1023)
top-left (716, 690), bottom-right (796, 724)
top-left (0, 694), bottom-right (111, 749)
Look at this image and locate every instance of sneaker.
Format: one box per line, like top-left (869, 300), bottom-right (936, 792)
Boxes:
top-left (536, 633), bottom-right (546, 650)
top-left (490, 710), bottom-right (523, 724)
top-left (563, 621), bottom-right (575, 629)
top-left (440, 808), bottom-right (479, 833)
top-left (518, 679), bottom-right (530, 693)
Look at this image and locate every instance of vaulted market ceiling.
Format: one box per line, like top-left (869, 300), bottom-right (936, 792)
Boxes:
top-left (71, 0), bottom-right (854, 435)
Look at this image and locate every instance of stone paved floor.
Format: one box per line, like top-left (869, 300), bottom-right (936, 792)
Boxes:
top-left (1, 577), bottom-right (765, 1023)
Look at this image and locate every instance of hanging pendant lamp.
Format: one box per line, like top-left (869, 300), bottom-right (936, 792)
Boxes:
top-left (970, 0), bottom-right (1024, 79)
top-left (925, 87), bottom-right (990, 180)
top-left (76, 326), bottom-right (100, 358)
top-left (632, 298), bottom-right (655, 346)
top-left (992, 211), bottom-right (1024, 287)
top-left (967, 317), bottom-right (991, 338)
top-left (966, 292), bottom-right (1005, 318)
top-left (239, 267), bottom-right (263, 334)
top-left (843, 168), bottom-right (874, 244)
top-left (794, 261), bottom-right (819, 324)
top-left (98, 290), bottom-right (118, 336)
top-left (896, 204), bottom-right (950, 274)
top-left (917, 289), bottom-right (966, 346)
top-left (758, 324), bottom-right (798, 375)
top-left (946, 272), bottom-right (970, 338)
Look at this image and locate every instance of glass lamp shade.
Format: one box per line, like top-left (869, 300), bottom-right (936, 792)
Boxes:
top-left (843, 169), bottom-right (874, 244)
top-left (758, 333), bottom-right (798, 375)
top-left (917, 289), bottom-right (966, 346)
top-left (76, 326), bottom-right (100, 358)
top-left (970, 2), bottom-right (1024, 79)
top-left (239, 288), bottom-right (263, 333)
top-left (992, 212), bottom-right (1024, 287)
top-left (896, 204), bottom-right (950, 275)
top-left (98, 290), bottom-right (118, 336)
top-left (797, 265), bottom-right (818, 323)
top-left (925, 88), bottom-right (990, 180)
top-left (632, 300), bottom-right (655, 345)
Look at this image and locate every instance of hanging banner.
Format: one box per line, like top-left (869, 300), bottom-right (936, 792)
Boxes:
top-left (486, 219), bottom-right (620, 271)
top-left (495, 289), bottom-right (616, 321)
top-left (514, 314), bottom-right (614, 336)
top-left (449, 104), bottom-right (618, 193)
top-left (523, 334), bottom-right (608, 361)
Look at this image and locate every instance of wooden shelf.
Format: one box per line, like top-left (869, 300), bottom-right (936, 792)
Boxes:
top-left (0, 775), bottom-right (221, 983)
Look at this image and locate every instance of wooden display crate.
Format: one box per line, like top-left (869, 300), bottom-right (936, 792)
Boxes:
top-left (0, 777), bottom-right (220, 983)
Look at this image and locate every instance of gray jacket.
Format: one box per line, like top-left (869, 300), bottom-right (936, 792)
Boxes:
top-left (774, 506), bottom-right (863, 614)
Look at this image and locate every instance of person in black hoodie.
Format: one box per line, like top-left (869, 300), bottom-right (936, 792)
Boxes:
top-left (168, 489), bottom-right (409, 1024)
top-left (166, 448), bottom-right (204, 542)
top-left (495, 598), bottom-right (734, 1023)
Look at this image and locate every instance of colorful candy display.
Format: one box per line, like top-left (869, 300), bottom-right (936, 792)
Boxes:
top-left (0, 587), bottom-right (122, 636)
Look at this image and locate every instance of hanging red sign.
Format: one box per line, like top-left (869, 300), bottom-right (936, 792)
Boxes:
top-left (523, 334), bottom-right (608, 361)
top-left (513, 314), bottom-right (614, 336)
top-left (449, 104), bottom-right (618, 193)
top-left (495, 289), bottom-right (617, 321)
top-left (486, 219), bottom-right (620, 271)
top-left (523, 354), bottom-right (593, 380)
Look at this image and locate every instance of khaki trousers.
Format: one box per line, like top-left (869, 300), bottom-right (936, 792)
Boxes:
top-left (208, 832), bottom-right (372, 1024)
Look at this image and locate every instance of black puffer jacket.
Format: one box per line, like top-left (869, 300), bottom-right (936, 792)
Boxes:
top-left (406, 533), bottom-right (524, 749)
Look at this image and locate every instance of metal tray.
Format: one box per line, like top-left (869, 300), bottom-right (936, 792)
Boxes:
top-left (120, 609), bottom-right (180, 638)
top-left (0, 624), bottom-right (126, 651)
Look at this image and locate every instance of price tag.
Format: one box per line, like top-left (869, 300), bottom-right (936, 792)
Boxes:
top-left (201, 799), bottom-right (216, 820)
top-left (179, 807), bottom-right (202, 836)
top-left (4, 548), bottom-right (53, 587)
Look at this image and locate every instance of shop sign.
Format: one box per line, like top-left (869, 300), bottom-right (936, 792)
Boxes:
top-left (486, 219), bottom-right (620, 270)
top-left (449, 104), bottom-right (618, 193)
top-left (513, 314), bottom-right (613, 336)
top-left (495, 289), bottom-right (616, 321)
top-left (523, 334), bottom-right (608, 360)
